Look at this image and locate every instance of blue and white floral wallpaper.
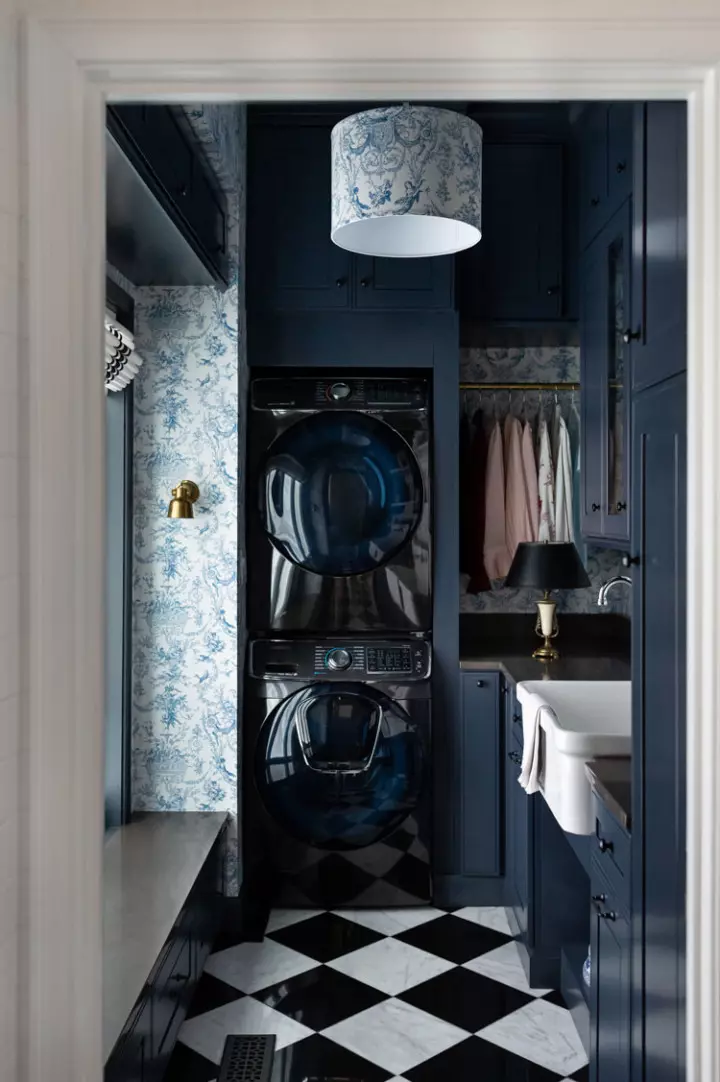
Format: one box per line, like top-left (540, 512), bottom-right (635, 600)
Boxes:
top-left (460, 347), bottom-right (629, 616)
top-left (131, 105), bottom-right (246, 823)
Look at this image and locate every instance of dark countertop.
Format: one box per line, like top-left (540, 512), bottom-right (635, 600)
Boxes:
top-left (459, 613), bottom-right (631, 684)
top-left (585, 758), bottom-right (632, 832)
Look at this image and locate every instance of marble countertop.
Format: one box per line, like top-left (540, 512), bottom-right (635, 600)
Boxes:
top-left (585, 758), bottom-right (632, 832)
top-left (104, 811), bottom-right (228, 1060)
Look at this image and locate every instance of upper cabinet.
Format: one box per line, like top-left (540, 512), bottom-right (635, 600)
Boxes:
top-left (107, 105), bottom-right (229, 287)
top-left (247, 114), bottom-right (453, 313)
top-left (579, 103), bottom-right (633, 249)
top-left (631, 103), bottom-right (688, 392)
top-left (457, 143), bottom-right (567, 323)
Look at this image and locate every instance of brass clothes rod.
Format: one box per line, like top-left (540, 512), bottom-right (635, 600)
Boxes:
top-left (460, 381), bottom-right (581, 391)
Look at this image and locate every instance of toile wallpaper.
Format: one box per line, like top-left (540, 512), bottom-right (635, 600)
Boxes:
top-left (459, 347), bottom-right (629, 616)
top-left (131, 105), bottom-right (246, 826)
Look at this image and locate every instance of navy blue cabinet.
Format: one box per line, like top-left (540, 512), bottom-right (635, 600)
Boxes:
top-left (460, 673), bottom-right (502, 877)
top-left (590, 867), bottom-right (632, 1082)
top-left (457, 142), bottom-right (569, 323)
top-left (504, 683), bottom-right (531, 940)
top-left (631, 103), bottom-right (688, 392)
top-left (580, 200), bottom-right (632, 545)
top-left (630, 374), bottom-right (686, 1082)
top-left (579, 103), bottom-right (633, 249)
top-left (247, 116), bottom-right (453, 313)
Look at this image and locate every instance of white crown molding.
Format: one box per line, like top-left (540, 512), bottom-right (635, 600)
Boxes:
top-left (21, 13), bottom-right (720, 1082)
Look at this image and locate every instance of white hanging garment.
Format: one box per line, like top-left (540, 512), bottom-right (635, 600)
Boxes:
top-left (537, 418), bottom-right (556, 542)
top-left (554, 407), bottom-right (575, 543)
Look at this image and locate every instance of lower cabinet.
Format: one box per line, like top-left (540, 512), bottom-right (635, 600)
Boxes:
top-left (504, 683), bottom-right (531, 939)
top-left (460, 672), bottom-right (502, 877)
top-left (590, 863), bottom-right (632, 1082)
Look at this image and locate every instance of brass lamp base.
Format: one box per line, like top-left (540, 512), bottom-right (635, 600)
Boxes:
top-left (533, 592), bottom-right (560, 662)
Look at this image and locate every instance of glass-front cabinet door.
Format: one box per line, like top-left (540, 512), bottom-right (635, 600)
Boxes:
top-left (581, 200), bottom-right (632, 545)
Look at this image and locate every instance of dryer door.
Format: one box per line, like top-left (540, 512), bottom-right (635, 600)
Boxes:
top-left (259, 411), bottom-right (424, 576)
top-left (255, 682), bottom-right (425, 850)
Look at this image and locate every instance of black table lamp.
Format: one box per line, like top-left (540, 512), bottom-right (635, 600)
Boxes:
top-left (505, 541), bottom-right (591, 661)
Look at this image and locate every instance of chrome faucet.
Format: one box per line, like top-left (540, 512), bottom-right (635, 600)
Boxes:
top-left (597, 575), bottom-right (632, 608)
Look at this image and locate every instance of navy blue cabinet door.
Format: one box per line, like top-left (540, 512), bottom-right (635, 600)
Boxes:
top-left (247, 124), bottom-right (351, 311)
top-left (505, 687), bottom-right (530, 939)
top-left (354, 254), bottom-right (453, 310)
top-left (631, 103), bottom-right (688, 393)
top-left (579, 103), bottom-right (633, 250)
top-left (458, 143), bottom-right (565, 322)
top-left (461, 673), bottom-right (501, 877)
top-left (590, 873), bottom-right (631, 1082)
top-left (580, 200), bottom-right (632, 545)
top-left (631, 374), bottom-right (686, 1082)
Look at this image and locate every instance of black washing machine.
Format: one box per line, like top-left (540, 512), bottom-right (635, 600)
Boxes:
top-left (247, 376), bottom-right (431, 633)
top-left (243, 636), bottom-right (432, 908)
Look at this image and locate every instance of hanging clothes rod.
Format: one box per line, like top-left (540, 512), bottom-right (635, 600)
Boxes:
top-left (460, 381), bottom-right (581, 391)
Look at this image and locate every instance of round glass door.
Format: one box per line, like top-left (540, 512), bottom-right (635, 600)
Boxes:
top-left (260, 412), bottom-right (424, 576)
top-left (255, 683), bottom-right (425, 850)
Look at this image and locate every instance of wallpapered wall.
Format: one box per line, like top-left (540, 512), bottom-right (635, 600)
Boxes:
top-left (131, 105), bottom-right (246, 818)
top-left (459, 347), bottom-right (629, 616)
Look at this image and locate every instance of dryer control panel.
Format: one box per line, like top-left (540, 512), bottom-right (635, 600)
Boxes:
top-left (251, 377), bottom-right (428, 412)
top-left (249, 638), bottom-right (431, 680)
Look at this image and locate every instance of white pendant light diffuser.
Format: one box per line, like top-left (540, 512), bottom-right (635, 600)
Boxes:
top-left (331, 105), bottom-right (482, 259)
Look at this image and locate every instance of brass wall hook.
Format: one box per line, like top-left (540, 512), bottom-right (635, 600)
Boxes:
top-left (167, 480), bottom-right (200, 519)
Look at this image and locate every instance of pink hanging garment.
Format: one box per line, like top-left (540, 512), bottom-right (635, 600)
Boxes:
top-left (504, 415), bottom-right (534, 561)
top-left (521, 420), bottom-right (539, 541)
top-left (483, 420), bottom-right (511, 580)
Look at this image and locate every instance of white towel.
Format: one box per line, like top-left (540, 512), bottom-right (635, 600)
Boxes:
top-left (519, 692), bottom-right (556, 794)
top-left (554, 410), bottom-right (575, 543)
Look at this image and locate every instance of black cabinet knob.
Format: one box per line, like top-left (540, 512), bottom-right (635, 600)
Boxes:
top-left (508, 750), bottom-right (522, 765)
top-left (178, 183), bottom-right (188, 197)
top-left (623, 327), bottom-right (642, 344)
top-left (591, 502), bottom-right (601, 512)
top-left (616, 501), bottom-right (627, 512)
top-left (546, 285), bottom-right (559, 296)
top-left (592, 893), bottom-right (606, 903)
top-left (600, 910), bottom-right (617, 921)
top-left (616, 160), bottom-right (627, 174)
top-left (590, 196), bottom-right (600, 207)
top-left (598, 837), bottom-right (614, 853)
top-left (360, 277), bottom-right (371, 288)
top-left (622, 554), bottom-right (640, 567)
top-left (335, 277), bottom-right (347, 288)
top-left (513, 713), bottom-right (523, 725)
top-left (476, 679), bottom-right (485, 688)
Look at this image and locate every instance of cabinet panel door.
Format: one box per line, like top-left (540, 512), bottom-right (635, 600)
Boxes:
top-left (461, 673), bottom-right (501, 877)
top-left (247, 124), bottom-right (351, 311)
top-left (590, 879), bottom-right (631, 1082)
top-left (354, 254), bottom-right (453, 310)
top-left (631, 103), bottom-right (688, 392)
top-left (581, 202), bottom-right (632, 544)
top-left (459, 143), bottom-right (564, 322)
top-left (579, 105), bottom-right (609, 248)
top-left (606, 104), bottom-right (633, 213)
top-left (631, 375), bottom-right (686, 1082)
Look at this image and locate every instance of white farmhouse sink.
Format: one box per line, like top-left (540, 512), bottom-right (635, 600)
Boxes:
top-left (515, 681), bottom-right (631, 835)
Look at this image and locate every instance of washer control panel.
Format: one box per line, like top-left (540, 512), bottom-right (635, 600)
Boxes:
top-left (251, 377), bottom-right (428, 411)
top-left (250, 639), bottom-right (431, 680)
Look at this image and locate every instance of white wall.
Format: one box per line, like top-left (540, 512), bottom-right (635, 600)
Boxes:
top-left (0, 2), bottom-right (21, 1080)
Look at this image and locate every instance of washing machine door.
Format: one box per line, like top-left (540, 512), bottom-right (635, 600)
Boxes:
top-left (256, 682), bottom-right (425, 850)
top-left (259, 411), bottom-right (424, 576)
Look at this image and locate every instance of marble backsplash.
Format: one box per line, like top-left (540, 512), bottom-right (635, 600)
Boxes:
top-left (460, 347), bottom-right (630, 617)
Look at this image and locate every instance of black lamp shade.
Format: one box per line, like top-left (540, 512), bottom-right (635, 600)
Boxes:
top-left (505, 542), bottom-right (591, 590)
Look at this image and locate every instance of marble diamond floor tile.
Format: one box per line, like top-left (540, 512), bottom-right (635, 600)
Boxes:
top-left (477, 996), bottom-right (589, 1077)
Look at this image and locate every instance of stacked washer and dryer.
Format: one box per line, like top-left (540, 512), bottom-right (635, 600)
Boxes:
top-left (244, 375), bottom-right (433, 909)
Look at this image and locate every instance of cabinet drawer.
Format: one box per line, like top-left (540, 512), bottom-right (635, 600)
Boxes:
top-left (592, 795), bottom-right (631, 910)
top-left (153, 934), bottom-right (194, 1057)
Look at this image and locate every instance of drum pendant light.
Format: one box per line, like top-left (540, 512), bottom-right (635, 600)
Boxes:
top-left (331, 104), bottom-right (483, 259)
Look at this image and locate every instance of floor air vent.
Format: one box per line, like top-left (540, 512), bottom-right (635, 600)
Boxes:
top-left (218, 1035), bottom-right (276, 1082)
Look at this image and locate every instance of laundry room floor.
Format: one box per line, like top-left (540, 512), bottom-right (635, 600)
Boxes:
top-left (165, 907), bottom-right (589, 1082)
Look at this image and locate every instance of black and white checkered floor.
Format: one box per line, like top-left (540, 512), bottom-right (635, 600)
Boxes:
top-left (165, 907), bottom-right (589, 1082)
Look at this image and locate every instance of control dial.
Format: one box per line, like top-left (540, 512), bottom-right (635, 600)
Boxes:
top-left (329, 382), bottom-right (352, 402)
top-left (326, 647), bottom-right (352, 671)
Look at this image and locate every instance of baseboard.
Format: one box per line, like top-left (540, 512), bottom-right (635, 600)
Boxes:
top-left (433, 875), bottom-right (507, 907)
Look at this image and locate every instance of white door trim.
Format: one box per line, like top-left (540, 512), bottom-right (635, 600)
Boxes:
top-left (22, 15), bottom-right (720, 1082)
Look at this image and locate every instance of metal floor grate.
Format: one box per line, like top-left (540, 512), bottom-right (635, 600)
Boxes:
top-left (218, 1035), bottom-right (276, 1082)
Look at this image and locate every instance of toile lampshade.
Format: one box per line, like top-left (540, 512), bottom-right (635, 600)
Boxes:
top-left (330, 105), bottom-right (483, 259)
